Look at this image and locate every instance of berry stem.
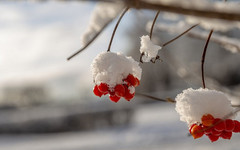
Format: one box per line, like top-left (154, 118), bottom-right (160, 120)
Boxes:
top-left (107, 7), bottom-right (129, 52)
top-left (135, 92), bottom-right (176, 103)
top-left (150, 10), bottom-right (160, 40)
top-left (162, 23), bottom-right (199, 47)
top-left (201, 29), bottom-right (213, 89)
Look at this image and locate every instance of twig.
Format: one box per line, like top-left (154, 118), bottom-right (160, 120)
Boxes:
top-left (135, 92), bottom-right (176, 103)
top-left (107, 7), bottom-right (129, 52)
top-left (67, 23), bottom-right (109, 60)
top-left (201, 29), bottom-right (213, 89)
top-left (162, 23), bottom-right (199, 47)
top-left (150, 10), bottom-right (160, 40)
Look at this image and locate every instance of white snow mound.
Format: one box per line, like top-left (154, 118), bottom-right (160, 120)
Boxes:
top-left (91, 52), bottom-right (142, 89)
top-left (140, 35), bottom-right (162, 62)
top-left (175, 88), bottom-right (235, 126)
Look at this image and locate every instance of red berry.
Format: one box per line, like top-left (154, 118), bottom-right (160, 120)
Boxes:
top-left (233, 120), bottom-right (240, 132)
top-left (207, 134), bottom-right (219, 142)
top-left (114, 84), bottom-right (125, 97)
top-left (109, 95), bottom-right (120, 103)
top-left (214, 118), bottom-right (226, 132)
top-left (135, 77), bottom-right (140, 86)
top-left (190, 124), bottom-right (204, 139)
top-left (212, 129), bottom-right (221, 136)
top-left (220, 131), bottom-right (232, 140)
top-left (98, 83), bottom-right (109, 93)
top-left (124, 86), bottom-right (135, 101)
top-left (201, 114), bottom-right (215, 126)
top-left (93, 85), bottom-right (103, 97)
top-left (202, 125), bottom-right (213, 135)
top-left (225, 119), bottom-right (235, 132)
top-left (189, 124), bottom-right (196, 133)
top-left (125, 74), bottom-right (138, 87)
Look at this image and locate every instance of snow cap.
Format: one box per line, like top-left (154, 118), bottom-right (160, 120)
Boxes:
top-left (175, 88), bottom-right (235, 126)
top-left (139, 35), bottom-right (162, 62)
top-left (91, 52), bottom-right (142, 89)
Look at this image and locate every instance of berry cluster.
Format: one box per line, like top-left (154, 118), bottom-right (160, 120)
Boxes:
top-left (189, 114), bottom-right (240, 142)
top-left (93, 74), bottom-right (140, 102)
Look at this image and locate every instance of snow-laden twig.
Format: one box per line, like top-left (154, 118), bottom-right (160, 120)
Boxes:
top-left (151, 22), bottom-right (240, 53)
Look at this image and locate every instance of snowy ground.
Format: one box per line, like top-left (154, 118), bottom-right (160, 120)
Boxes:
top-left (0, 103), bottom-right (239, 150)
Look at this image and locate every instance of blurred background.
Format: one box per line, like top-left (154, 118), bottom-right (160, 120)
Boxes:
top-left (1, 0), bottom-right (240, 150)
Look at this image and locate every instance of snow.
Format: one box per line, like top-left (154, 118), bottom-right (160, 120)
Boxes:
top-left (139, 35), bottom-right (162, 62)
top-left (175, 88), bottom-right (235, 127)
top-left (91, 52), bottom-right (142, 89)
top-left (185, 16), bottom-right (240, 32)
top-left (1, 103), bottom-right (240, 150)
top-left (81, 2), bottom-right (124, 46)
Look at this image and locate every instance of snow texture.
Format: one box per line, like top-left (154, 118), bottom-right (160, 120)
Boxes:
top-left (175, 88), bottom-right (235, 127)
top-left (81, 2), bottom-right (123, 46)
top-left (139, 35), bottom-right (162, 62)
top-left (185, 16), bottom-right (240, 32)
top-left (91, 52), bottom-right (142, 89)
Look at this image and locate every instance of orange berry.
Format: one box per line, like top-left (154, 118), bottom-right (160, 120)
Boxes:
top-left (233, 120), bottom-right (240, 132)
top-left (201, 114), bottom-right (214, 126)
top-left (220, 131), bottom-right (232, 140)
top-left (109, 95), bottom-right (120, 103)
top-left (190, 124), bottom-right (204, 139)
top-left (98, 83), bottom-right (109, 93)
top-left (214, 118), bottom-right (226, 132)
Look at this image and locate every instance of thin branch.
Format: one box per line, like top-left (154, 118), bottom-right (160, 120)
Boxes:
top-left (135, 92), bottom-right (176, 103)
top-left (67, 23), bottom-right (109, 60)
top-left (162, 23), bottom-right (199, 47)
top-left (107, 7), bottom-right (129, 52)
top-left (201, 29), bottom-right (213, 89)
top-left (149, 10), bottom-right (160, 40)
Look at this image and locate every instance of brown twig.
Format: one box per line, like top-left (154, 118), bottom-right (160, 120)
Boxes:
top-left (135, 92), bottom-right (176, 103)
top-left (126, 0), bottom-right (240, 21)
top-left (201, 29), bottom-right (214, 89)
top-left (107, 7), bottom-right (129, 52)
top-left (162, 23), bottom-right (199, 47)
top-left (150, 10), bottom-right (160, 40)
top-left (67, 23), bottom-right (109, 60)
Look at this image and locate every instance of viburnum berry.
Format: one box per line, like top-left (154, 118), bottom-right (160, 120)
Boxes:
top-left (214, 118), bottom-right (226, 132)
top-left (109, 95), bottom-right (120, 103)
top-left (114, 84), bottom-right (125, 97)
top-left (225, 119), bottom-right (235, 132)
top-left (98, 83), bottom-right (109, 94)
top-left (201, 114), bottom-right (214, 126)
top-left (233, 120), bottom-right (240, 132)
top-left (211, 129), bottom-right (221, 136)
top-left (202, 125), bottom-right (213, 135)
top-left (125, 74), bottom-right (139, 87)
top-left (93, 85), bottom-right (103, 97)
top-left (123, 85), bottom-right (135, 101)
top-left (190, 124), bottom-right (204, 139)
top-left (220, 131), bottom-right (232, 140)
top-left (207, 134), bottom-right (219, 142)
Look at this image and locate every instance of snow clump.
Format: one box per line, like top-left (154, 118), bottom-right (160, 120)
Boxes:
top-left (175, 88), bottom-right (235, 126)
top-left (140, 35), bottom-right (162, 62)
top-left (91, 52), bottom-right (142, 89)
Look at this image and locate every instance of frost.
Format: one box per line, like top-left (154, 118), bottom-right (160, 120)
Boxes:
top-left (175, 88), bottom-right (235, 126)
top-left (81, 2), bottom-right (124, 46)
top-left (91, 52), bottom-right (142, 89)
top-left (140, 35), bottom-right (162, 62)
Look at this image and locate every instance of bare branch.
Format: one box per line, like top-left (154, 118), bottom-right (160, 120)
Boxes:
top-left (126, 0), bottom-right (240, 21)
top-left (149, 10), bottom-right (160, 40)
top-left (135, 92), bottom-right (176, 103)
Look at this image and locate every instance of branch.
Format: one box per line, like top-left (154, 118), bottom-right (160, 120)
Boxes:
top-left (126, 0), bottom-right (240, 21)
